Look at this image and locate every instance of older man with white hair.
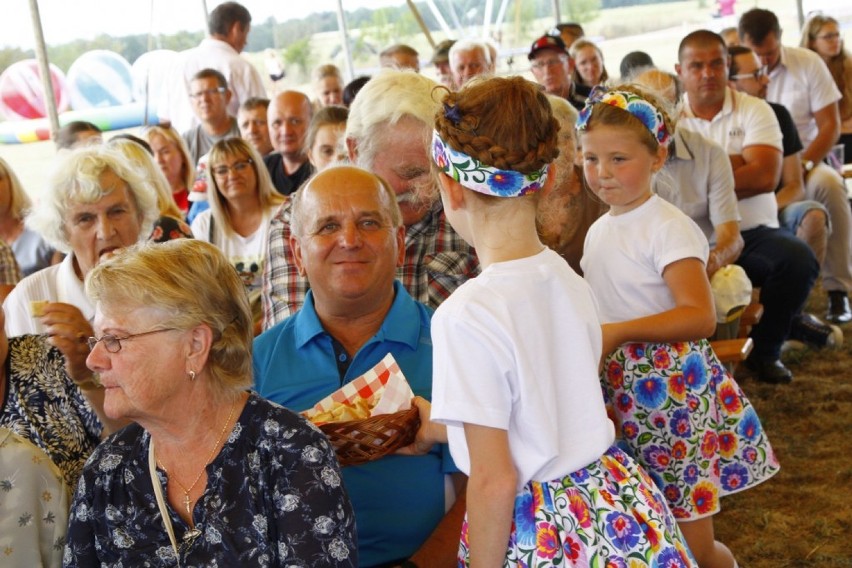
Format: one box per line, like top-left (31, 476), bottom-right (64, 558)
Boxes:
top-left (260, 69), bottom-right (479, 329)
top-left (449, 39), bottom-right (492, 88)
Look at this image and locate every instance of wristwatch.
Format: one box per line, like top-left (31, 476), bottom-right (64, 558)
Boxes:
top-left (802, 159), bottom-right (815, 172)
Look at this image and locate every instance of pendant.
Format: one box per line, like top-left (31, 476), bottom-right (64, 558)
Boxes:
top-left (183, 493), bottom-right (192, 515)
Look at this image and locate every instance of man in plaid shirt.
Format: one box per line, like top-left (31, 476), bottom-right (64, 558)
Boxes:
top-left (0, 239), bottom-right (21, 303)
top-left (260, 70), bottom-right (479, 330)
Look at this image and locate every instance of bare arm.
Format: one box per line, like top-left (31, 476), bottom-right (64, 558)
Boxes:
top-left (707, 221), bottom-right (743, 277)
top-left (728, 145), bottom-right (783, 198)
top-left (461, 424), bottom-right (516, 568)
top-left (802, 103), bottom-right (841, 164)
top-left (775, 152), bottom-right (806, 211)
top-left (602, 257), bottom-right (716, 357)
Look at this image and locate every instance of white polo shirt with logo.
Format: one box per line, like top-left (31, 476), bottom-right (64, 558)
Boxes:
top-left (680, 88), bottom-right (783, 231)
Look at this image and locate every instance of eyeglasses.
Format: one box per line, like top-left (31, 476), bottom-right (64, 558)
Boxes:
top-left (88, 328), bottom-right (177, 353)
top-left (729, 67), bottom-right (767, 81)
top-left (531, 56), bottom-right (567, 70)
top-left (190, 87), bottom-right (226, 99)
top-left (212, 159), bottom-right (253, 178)
top-left (817, 32), bottom-right (841, 41)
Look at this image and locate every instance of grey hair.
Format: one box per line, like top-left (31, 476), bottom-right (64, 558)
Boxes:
top-left (26, 145), bottom-right (159, 253)
top-left (345, 69), bottom-right (440, 170)
top-left (449, 39), bottom-right (493, 66)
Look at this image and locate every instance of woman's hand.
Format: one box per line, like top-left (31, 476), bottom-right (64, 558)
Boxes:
top-left (396, 396), bottom-right (447, 456)
top-left (39, 302), bottom-right (97, 387)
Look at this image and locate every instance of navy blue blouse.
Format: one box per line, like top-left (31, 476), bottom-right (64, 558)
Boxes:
top-left (64, 393), bottom-right (357, 567)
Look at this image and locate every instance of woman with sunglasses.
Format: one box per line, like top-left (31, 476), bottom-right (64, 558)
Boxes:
top-left (800, 14), bottom-right (852, 164)
top-left (64, 239), bottom-right (356, 566)
top-left (190, 138), bottom-right (285, 328)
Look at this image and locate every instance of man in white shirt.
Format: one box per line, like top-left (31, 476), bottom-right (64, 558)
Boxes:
top-left (677, 30), bottom-right (819, 384)
top-left (158, 2), bottom-right (266, 133)
top-left (739, 8), bottom-right (851, 324)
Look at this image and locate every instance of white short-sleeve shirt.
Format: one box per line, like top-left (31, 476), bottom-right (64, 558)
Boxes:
top-left (191, 208), bottom-right (273, 294)
top-left (3, 254), bottom-right (92, 336)
top-left (680, 88), bottom-right (783, 230)
top-left (765, 46), bottom-right (841, 149)
top-left (431, 248), bottom-right (615, 488)
top-left (581, 194), bottom-right (710, 323)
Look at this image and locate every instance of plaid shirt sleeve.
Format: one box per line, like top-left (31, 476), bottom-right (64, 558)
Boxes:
top-left (261, 200), bottom-right (310, 331)
top-left (399, 200), bottom-right (480, 309)
top-left (0, 239), bottom-right (21, 286)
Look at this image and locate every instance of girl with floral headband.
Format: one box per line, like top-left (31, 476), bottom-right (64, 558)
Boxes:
top-left (578, 85), bottom-right (780, 568)
top-left (423, 76), bottom-right (695, 567)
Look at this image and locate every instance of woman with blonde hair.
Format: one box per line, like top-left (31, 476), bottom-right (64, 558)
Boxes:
top-left (191, 138), bottom-right (284, 324)
top-left (800, 14), bottom-right (852, 163)
top-left (64, 239), bottom-right (356, 566)
top-left (143, 125), bottom-right (195, 214)
top-left (0, 156), bottom-right (61, 276)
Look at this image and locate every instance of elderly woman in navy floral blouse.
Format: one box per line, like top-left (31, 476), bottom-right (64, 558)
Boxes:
top-left (64, 239), bottom-right (356, 566)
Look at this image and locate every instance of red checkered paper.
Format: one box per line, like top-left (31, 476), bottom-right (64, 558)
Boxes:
top-left (303, 353), bottom-right (414, 420)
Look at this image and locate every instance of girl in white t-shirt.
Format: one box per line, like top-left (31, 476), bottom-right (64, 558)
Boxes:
top-left (425, 77), bottom-right (694, 567)
top-left (578, 86), bottom-right (779, 568)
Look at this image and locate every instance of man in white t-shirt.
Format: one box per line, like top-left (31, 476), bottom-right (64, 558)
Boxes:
top-left (158, 2), bottom-right (266, 134)
top-left (677, 30), bottom-right (819, 384)
top-left (738, 8), bottom-right (851, 325)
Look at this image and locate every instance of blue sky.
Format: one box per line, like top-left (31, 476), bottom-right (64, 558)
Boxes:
top-left (3, 0), bottom-right (406, 49)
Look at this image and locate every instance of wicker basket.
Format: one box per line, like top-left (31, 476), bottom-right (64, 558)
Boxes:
top-left (319, 407), bottom-right (420, 467)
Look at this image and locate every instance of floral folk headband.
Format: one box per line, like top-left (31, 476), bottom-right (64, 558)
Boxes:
top-left (576, 87), bottom-right (671, 146)
top-left (431, 131), bottom-right (548, 198)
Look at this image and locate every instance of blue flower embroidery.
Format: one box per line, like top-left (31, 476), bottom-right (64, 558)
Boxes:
top-left (635, 375), bottom-right (667, 408)
top-left (486, 170), bottom-right (524, 196)
top-left (737, 407), bottom-right (762, 441)
top-left (682, 353), bottom-right (707, 389)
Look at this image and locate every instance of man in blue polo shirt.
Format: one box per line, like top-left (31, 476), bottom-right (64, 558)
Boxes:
top-left (253, 164), bottom-right (464, 567)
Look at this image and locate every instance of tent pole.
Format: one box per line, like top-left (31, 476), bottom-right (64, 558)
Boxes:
top-left (335, 0), bottom-right (355, 82)
top-left (27, 0), bottom-right (60, 147)
top-left (407, 0), bottom-right (435, 48)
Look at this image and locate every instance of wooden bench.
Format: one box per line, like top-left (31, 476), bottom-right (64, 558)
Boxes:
top-left (738, 302), bottom-right (764, 338)
top-left (710, 337), bottom-right (753, 365)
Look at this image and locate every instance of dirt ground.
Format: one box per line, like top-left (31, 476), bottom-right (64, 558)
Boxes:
top-left (714, 285), bottom-right (852, 566)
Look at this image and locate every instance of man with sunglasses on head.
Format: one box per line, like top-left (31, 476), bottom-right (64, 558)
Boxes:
top-left (739, 8), bottom-right (852, 324)
top-left (729, 45), bottom-right (831, 285)
top-left (181, 69), bottom-right (241, 167)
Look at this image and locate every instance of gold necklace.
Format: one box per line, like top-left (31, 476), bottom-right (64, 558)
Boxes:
top-left (157, 397), bottom-right (237, 516)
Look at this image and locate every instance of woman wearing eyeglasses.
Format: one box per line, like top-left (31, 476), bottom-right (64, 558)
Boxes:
top-left (64, 239), bottom-right (356, 567)
top-left (191, 138), bottom-right (285, 328)
top-left (800, 14), bottom-right (852, 164)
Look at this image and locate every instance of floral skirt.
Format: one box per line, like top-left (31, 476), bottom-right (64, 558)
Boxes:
top-left (457, 446), bottom-right (697, 567)
top-left (602, 340), bottom-right (780, 520)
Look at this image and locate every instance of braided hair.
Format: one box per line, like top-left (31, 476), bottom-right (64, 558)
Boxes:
top-left (434, 76), bottom-right (560, 176)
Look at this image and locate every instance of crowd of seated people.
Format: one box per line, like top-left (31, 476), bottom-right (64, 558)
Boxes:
top-left (1, 2), bottom-right (850, 565)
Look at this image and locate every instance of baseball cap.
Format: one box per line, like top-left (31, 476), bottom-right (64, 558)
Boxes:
top-left (528, 34), bottom-right (567, 60)
top-left (431, 39), bottom-right (456, 65)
